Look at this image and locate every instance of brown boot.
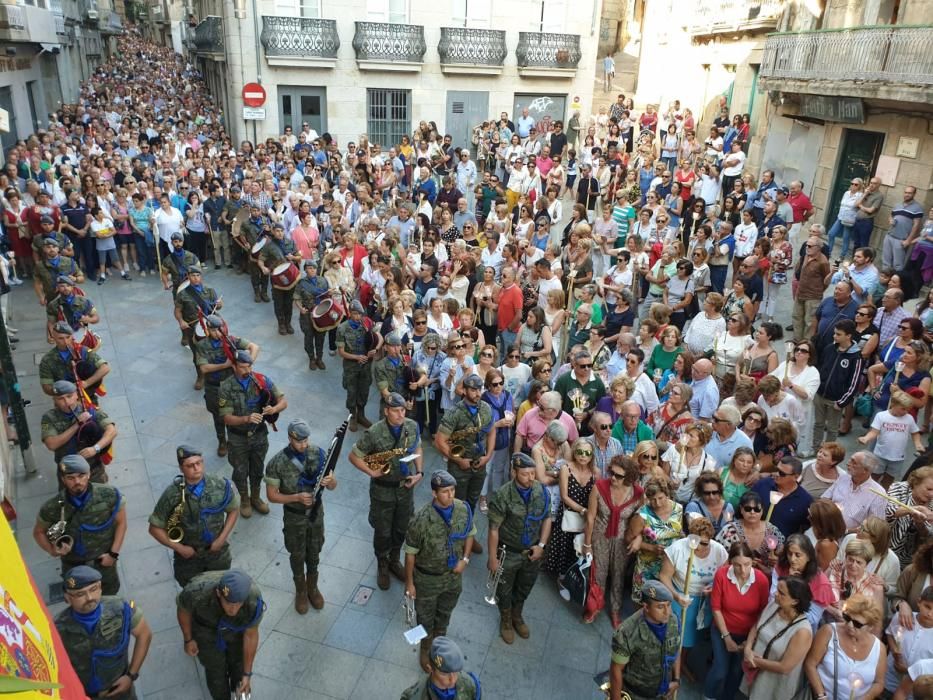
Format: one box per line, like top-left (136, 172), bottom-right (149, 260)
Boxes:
top-left (388, 549), bottom-right (405, 581)
top-left (357, 408), bottom-right (373, 429)
top-left (238, 489), bottom-right (252, 518)
top-left (194, 376), bottom-right (204, 391)
top-left (512, 603), bottom-right (530, 639)
top-left (294, 577), bottom-right (310, 615)
top-left (471, 540), bottom-right (484, 555)
top-left (278, 321), bottom-right (287, 335)
top-left (376, 557), bottom-right (390, 590)
top-left (250, 482), bottom-right (270, 515)
top-left (261, 291), bottom-right (271, 303)
top-left (307, 572), bottom-right (324, 610)
top-left (217, 438), bottom-right (227, 457)
top-left (286, 323), bottom-right (295, 335)
top-left (419, 637), bottom-right (433, 673)
top-left (309, 357), bottom-right (317, 370)
top-left (316, 358), bottom-right (326, 370)
top-left (254, 289), bottom-right (261, 303)
top-left (499, 608), bottom-right (515, 644)
top-left (349, 413), bottom-right (359, 432)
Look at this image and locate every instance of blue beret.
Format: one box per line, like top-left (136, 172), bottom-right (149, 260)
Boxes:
top-left (431, 470), bottom-right (456, 490)
top-left (40, 215), bottom-right (55, 225)
top-left (349, 300), bottom-right (365, 314)
top-left (303, 259), bottom-right (318, 269)
top-left (384, 331), bottom-right (403, 346)
top-left (385, 392), bottom-right (406, 408)
top-left (53, 380), bottom-right (77, 396)
top-left (642, 580), bottom-right (674, 603)
top-left (463, 374), bottom-right (483, 390)
top-left (205, 314), bottom-right (223, 329)
top-left (187, 264), bottom-right (203, 275)
top-left (510, 453), bottom-right (536, 470)
top-left (52, 321), bottom-right (72, 334)
top-left (170, 231), bottom-right (185, 242)
top-left (287, 420), bottom-right (311, 440)
top-left (430, 636), bottom-right (463, 673)
top-left (43, 237), bottom-right (60, 246)
top-left (234, 350), bottom-right (253, 364)
top-left (176, 444), bottom-right (202, 464)
top-left (56, 275), bottom-right (76, 285)
top-left (63, 565), bottom-right (101, 590)
top-left (217, 569), bottom-right (252, 603)
top-left (60, 454), bottom-right (90, 474)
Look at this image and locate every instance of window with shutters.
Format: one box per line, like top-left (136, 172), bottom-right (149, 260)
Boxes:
top-left (367, 89), bottom-right (411, 148)
top-left (274, 0), bottom-right (321, 17)
top-left (537, 0), bottom-right (566, 32)
top-left (367, 0), bottom-right (409, 23)
top-left (451, 0), bottom-right (490, 27)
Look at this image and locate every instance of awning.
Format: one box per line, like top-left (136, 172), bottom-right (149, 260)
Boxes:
top-left (39, 42), bottom-right (61, 53)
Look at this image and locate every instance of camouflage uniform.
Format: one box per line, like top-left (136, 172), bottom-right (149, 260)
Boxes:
top-left (41, 404), bottom-right (114, 483)
top-left (149, 474), bottom-right (239, 586)
top-left (176, 572), bottom-right (265, 700)
top-left (161, 249), bottom-right (200, 296)
top-left (46, 293), bottom-right (96, 330)
top-left (220, 197), bottom-right (246, 269)
top-left (352, 418), bottom-right (421, 563)
top-left (218, 372), bottom-right (283, 495)
top-left (294, 275), bottom-right (330, 363)
top-left (404, 498), bottom-right (475, 637)
top-left (399, 673), bottom-right (481, 700)
top-left (437, 400), bottom-right (495, 510)
top-left (174, 282), bottom-right (220, 369)
top-left (336, 318), bottom-right (373, 416)
top-left (373, 354), bottom-right (408, 410)
top-left (259, 236), bottom-right (298, 329)
top-left (239, 216), bottom-right (269, 300)
top-left (194, 334), bottom-right (251, 444)
top-left (33, 229), bottom-right (72, 257)
top-left (38, 344), bottom-right (108, 404)
top-left (37, 484), bottom-right (125, 594)
top-left (35, 252), bottom-right (80, 301)
top-left (55, 596), bottom-right (144, 700)
top-left (610, 610), bottom-right (682, 700)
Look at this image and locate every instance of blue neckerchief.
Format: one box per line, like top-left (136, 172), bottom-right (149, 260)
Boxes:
top-left (514, 482), bottom-right (550, 547)
top-left (187, 479), bottom-right (206, 499)
top-left (196, 478), bottom-right (233, 544)
top-left (389, 425), bottom-right (402, 440)
top-left (466, 404), bottom-right (478, 418)
top-left (192, 284), bottom-right (204, 293)
top-left (216, 596), bottom-right (264, 651)
top-left (440, 501), bottom-right (474, 569)
top-left (64, 293), bottom-right (75, 306)
top-left (237, 377), bottom-right (251, 392)
top-left (516, 485), bottom-right (532, 503)
top-left (58, 349), bottom-right (71, 363)
top-left (645, 617), bottom-right (667, 644)
top-left (429, 683), bottom-right (457, 700)
top-left (643, 615), bottom-right (677, 696)
top-left (83, 601), bottom-right (132, 695)
top-left (172, 248), bottom-right (184, 257)
top-left (71, 602), bottom-right (102, 635)
top-left (49, 256), bottom-right (61, 269)
top-left (348, 320), bottom-right (361, 330)
top-left (433, 503), bottom-right (454, 525)
top-left (388, 356), bottom-right (400, 367)
top-left (70, 488), bottom-right (122, 558)
top-left (67, 488), bottom-right (92, 510)
top-left (210, 339), bottom-right (221, 349)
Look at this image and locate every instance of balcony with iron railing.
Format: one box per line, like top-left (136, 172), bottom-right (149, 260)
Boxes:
top-left (685, 0), bottom-right (783, 35)
top-left (515, 31), bottom-right (581, 77)
top-left (760, 24), bottom-right (933, 103)
top-left (352, 21), bottom-right (426, 71)
top-left (437, 27), bottom-right (507, 74)
top-left (260, 16), bottom-right (339, 67)
top-left (193, 14), bottom-right (223, 56)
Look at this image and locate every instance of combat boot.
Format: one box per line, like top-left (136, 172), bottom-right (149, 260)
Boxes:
top-left (307, 572), bottom-right (324, 610)
top-left (253, 289), bottom-right (261, 303)
top-left (356, 407), bottom-right (373, 429)
top-left (376, 557), bottom-right (391, 590)
top-left (193, 371), bottom-right (203, 391)
top-left (286, 323), bottom-right (295, 335)
top-left (499, 608), bottom-right (515, 644)
top-left (349, 413), bottom-right (359, 432)
top-left (277, 320), bottom-right (287, 335)
top-left (293, 577), bottom-right (309, 615)
top-left (238, 489), bottom-right (252, 518)
top-left (249, 481), bottom-right (270, 515)
top-left (388, 548), bottom-right (405, 581)
top-left (217, 438), bottom-right (227, 457)
top-left (512, 602), bottom-right (530, 639)
top-left (261, 290), bottom-right (271, 303)
top-left (315, 358), bottom-right (326, 370)
top-left (419, 636), bottom-right (433, 673)
top-left (309, 357), bottom-right (317, 370)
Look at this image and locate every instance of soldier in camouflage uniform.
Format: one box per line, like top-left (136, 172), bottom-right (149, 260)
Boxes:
top-left (33, 237), bottom-right (83, 305)
top-left (608, 580), bottom-right (682, 700)
top-left (148, 445), bottom-right (239, 587)
top-left (235, 203), bottom-right (271, 303)
top-left (435, 373), bottom-right (496, 554)
top-left (39, 321), bottom-right (110, 403)
top-left (399, 636), bottom-right (481, 700)
top-left (256, 222), bottom-right (301, 335)
top-left (176, 570), bottom-right (264, 700)
top-left (219, 350), bottom-right (287, 518)
top-left (219, 184), bottom-right (246, 272)
top-left (160, 231), bottom-right (200, 296)
top-left (264, 419), bottom-right (337, 614)
top-left (174, 264), bottom-right (221, 389)
top-left (374, 331), bottom-right (412, 411)
top-left (194, 314), bottom-right (259, 456)
top-left (45, 274), bottom-right (99, 336)
top-left (404, 469), bottom-right (475, 671)
top-left (55, 566), bottom-right (152, 700)
top-left (486, 452), bottom-right (552, 644)
top-left (337, 299), bottom-right (380, 432)
top-left (41, 379), bottom-right (117, 484)
top-left (349, 392), bottom-right (423, 590)
top-left (294, 259), bottom-right (331, 370)
top-left (33, 454), bottom-right (127, 595)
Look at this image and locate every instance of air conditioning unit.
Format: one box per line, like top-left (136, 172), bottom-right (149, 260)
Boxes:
top-left (87, 8), bottom-right (98, 19)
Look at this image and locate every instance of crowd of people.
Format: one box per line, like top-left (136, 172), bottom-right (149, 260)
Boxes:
top-left (8, 25), bottom-right (933, 700)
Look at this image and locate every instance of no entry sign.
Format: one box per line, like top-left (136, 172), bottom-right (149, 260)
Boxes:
top-left (242, 82), bottom-right (266, 108)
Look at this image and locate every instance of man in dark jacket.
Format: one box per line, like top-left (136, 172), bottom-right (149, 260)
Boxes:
top-left (813, 319), bottom-right (863, 445)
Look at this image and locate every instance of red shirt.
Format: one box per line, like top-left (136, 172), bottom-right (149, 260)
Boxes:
top-left (710, 564), bottom-right (770, 636)
top-left (787, 191), bottom-right (813, 224)
top-left (497, 283), bottom-right (523, 332)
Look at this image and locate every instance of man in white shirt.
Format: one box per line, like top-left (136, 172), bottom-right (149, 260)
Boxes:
top-left (626, 348), bottom-right (660, 418)
top-left (720, 140), bottom-right (746, 193)
top-left (757, 376), bottom-right (805, 437)
top-left (481, 233), bottom-right (504, 281)
top-left (535, 258), bottom-right (561, 309)
top-left (733, 208), bottom-right (759, 276)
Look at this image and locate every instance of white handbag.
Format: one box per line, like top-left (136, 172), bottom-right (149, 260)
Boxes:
top-left (561, 509), bottom-right (585, 533)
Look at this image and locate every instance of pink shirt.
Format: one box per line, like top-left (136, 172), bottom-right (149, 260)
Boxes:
top-left (516, 407), bottom-right (579, 451)
top-left (291, 224), bottom-right (319, 260)
top-left (788, 191), bottom-right (813, 223)
top-left (535, 156), bottom-right (554, 177)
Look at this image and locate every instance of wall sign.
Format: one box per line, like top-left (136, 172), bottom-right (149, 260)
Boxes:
top-left (798, 95), bottom-right (864, 124)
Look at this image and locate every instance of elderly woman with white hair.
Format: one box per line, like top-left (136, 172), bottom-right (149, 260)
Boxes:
top-left (532, 420), bottom-right (572, 519)
top-left (707, 404), bottom-right (754, 469)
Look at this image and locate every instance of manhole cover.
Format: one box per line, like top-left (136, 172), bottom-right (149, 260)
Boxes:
top-left (351, 585), bottom-right (374, 606)
top-left (48, 581), bottom-right (64, 604)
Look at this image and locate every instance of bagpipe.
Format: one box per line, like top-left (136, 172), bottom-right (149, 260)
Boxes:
top-left (248, 372), bottom-right (279, 432)
top-left (69, 343), bottom-right (106, 400)
top-left (194, 308), bottom-right (238, 365)
top-left (69, 377), bottom-right (113, 466)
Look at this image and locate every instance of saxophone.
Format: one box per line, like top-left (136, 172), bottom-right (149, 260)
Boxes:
top-left (449, 425), bottom-right (482, 459)
top-left (46, 498), bottom-right (73, 552)
top-left (165, 475), bottom-right (186, 543)
top-left (363, 447), bottom-right (409, 476)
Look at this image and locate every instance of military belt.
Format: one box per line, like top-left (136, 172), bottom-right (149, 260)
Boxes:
top-left (371, 479), bottom-right (404, 488)
top-left (415, 564), bottom-right (448, 576)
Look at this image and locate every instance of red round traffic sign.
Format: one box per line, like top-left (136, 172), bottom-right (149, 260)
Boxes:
top-left (242, 82), bottom-right (266, 108)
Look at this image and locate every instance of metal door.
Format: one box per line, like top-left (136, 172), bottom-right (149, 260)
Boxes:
top-left (278, 85), bottom-right (327, 136)
top-left (446, 90), bottom-right (488, 151)
top-left (825, 128), bottom-right (884, 227)
top-left (0, 86), bottom-right (18, 156)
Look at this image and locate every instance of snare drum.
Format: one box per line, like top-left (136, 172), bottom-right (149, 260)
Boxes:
top-left (72, 326), bottom-right (102, 352)
top-left (311, 297), bottom-right (346, 332)
top-left (271, 262), bottom-right (299, 290)
top-left (250, 238), bottom-right (267, 261)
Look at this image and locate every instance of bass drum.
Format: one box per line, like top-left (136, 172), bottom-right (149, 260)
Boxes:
top-left (271, 262), bottom-right (300, 290)
top-left (250, 237), bottom-right (267, 261)
top-left (72, 326), bottom-right (102, 352)
top-left (311, 297), bottom-right (346, 332)
top-left (230, 207), bottom-right (249, 239)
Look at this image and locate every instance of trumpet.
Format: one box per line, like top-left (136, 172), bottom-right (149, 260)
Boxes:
top-left (47, 499), bottom-right (73, 552)
top-left (166, 475), bottom-right (186, 543)
top-left (484, 544), bottom-right (507, 605)
top-left (404, 593), bottom-right (416, 627)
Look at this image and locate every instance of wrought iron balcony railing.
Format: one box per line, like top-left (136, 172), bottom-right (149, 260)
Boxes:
top-left (438, 27), bottom-right (507, 66)
top-left (515, 32), bottom-right (581, 69)
top-left (352, 21), bottom-right (426, 63)
top-left (193, 15), bottom-right (223, 55)
top-left (686, 0), bottom-right (783, 35)
top-left (761, 25), bottom-right (933, 85)
top-left (260, 16), bottom-right (339, 58)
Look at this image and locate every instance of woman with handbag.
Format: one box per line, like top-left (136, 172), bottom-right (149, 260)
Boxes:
top-left (629, 478), bottom-right (683, 602)
top-left (661, 418), bottom-right (718, 503)
top-left (769, 339), bottom-right (822, 458)
top-left (804, 593), bottom-right (886, 700)
top-left (545, 438), bottom-right (597, 578)
top-left (517, 307), bottom-right (554, 366)
top-left (869, 340), bottom-right (930, 417)
top-left (582, 455), bottom-right (643, 627)
top-left (740, 576), bottom-right (813, 700)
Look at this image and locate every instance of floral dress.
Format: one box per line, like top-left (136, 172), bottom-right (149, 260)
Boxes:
top-left (545, 468), bottom-right (595, 576)
top-left (632, 501), bottom-right (684, 601)
top-left (716, 520), bottom-right (785, 566)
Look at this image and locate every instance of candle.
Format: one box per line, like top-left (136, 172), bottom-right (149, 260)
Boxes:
top-left (765, 491), bottom-right (783, 523)
top-left (848, 672), bottom-right (864, 700)
top-left (765, 535), bottom-right (778, 551)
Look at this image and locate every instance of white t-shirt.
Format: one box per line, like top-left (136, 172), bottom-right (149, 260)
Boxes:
top-left (662, 444), bottom-right (719, 503)
top-left (500, 362), bottom-right (533, 404)
top-left (757, 393), bottom-right (805, 439)
top-left (870, 410), bottom-right (919, 462)
top-left (885, 620), bottom-right (933, 695)
top-left (734, 222), bottom-right (758, 257)
top-left (664, 537), bottom-right (728, 595)
top-left (537, 275), bottom-right (562, 310)
top-left (722, 150), bottom-right (746, 177)
top-left (154, 206), bottom-right (185, 245)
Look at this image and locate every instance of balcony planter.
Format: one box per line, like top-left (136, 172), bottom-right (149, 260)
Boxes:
top-left (438, 27), bottom-right (507, 75)
top-left (352, 21), bottom-right (426, 71)
top-left (261, 16), bottom-right (339, 68)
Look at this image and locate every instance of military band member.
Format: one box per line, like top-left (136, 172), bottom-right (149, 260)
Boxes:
top-left (33, 455), bottom-right (127, 595)
top-left (374, 331), bottom-right (412, 411)
top-left (160, 231), bottom-right (200, 295)
top-left (174, 263), bottom-right (222, 377)
top-left (399, 636), bottom-right (481, 700)
top-left (176, 570), bottom-right (264, 700)
top-left (194, 314), bottom-right (259, 456)
top-left (294, 259), bottom-right (331, 370)
top-left (219, 350), bottom-right (287, 518)
top-left (608, 580), bottom-right (682, 700)
top-left (264, 419), bottom-right (336, 614)
top-left (55, 566), bottom-right (152, 700)
top-left (46, 274), bottom-right (99, 337)
top-left (238, 204), bottom-right (271, 303)
top-left (256, 222), bottom-right (301, 335)
top-left (39, 321), bottom-right (110, 402)
top-left (219, 184), bottom-right (246, 272)
top-left (349, 392), bottom-right (423, 590)
top-left (436, 373), bottom-right (495, 553)
top-left (404, 470), bottom-right (475, 671)
top-left (337, 299), bottom-right (381, 432)
top-left (148, 445), bottom-right (239, 587)
top-left (41, 379), bottom-right (117, 483)
top-left (34, 236), bottom-right (83, 305)
top-left (486, 453), bottom-right (552, 644)
top-left (31, 213), bottom-right (74, 259)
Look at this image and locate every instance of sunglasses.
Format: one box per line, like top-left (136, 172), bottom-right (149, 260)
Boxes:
top-left (481, 352), bottom-right (494, 358)
top-left (508, 354), bottom-right (520, 359)
top-left (742, 505), bottom-right (763, 513)
top-left (490, 380), bottom-right (504, 387)
top-left (640, 454), bottom-right (658, 461)
top-left (450, 344), bottom-right (464, 350)
top-left (540, 367), bottom-right (552, 373)
top-left (577, 363), bottom-right (593, 369)
top-left (842, 612), bottom-right (866, 629)
top-left (794, 347), bottom-right (810, 354)
top-left (746, 415), bottom-right (762, 423)
top-left (855, 311), bottom-right (870, 317)
top-left (598, 424), bottom-right (611, 430)
top-left (776, 470), bottom-right (795, 478)
top-left (414, 320), bottom-right (427, 325)
top-left (575, 449), bottom-right (593, 457)
top-left (610, 471), bottom-right (626, 480)
top-left (702, 490), bottom-right (721, 496)
top-left (626, 358), bottom-right (638, 364)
